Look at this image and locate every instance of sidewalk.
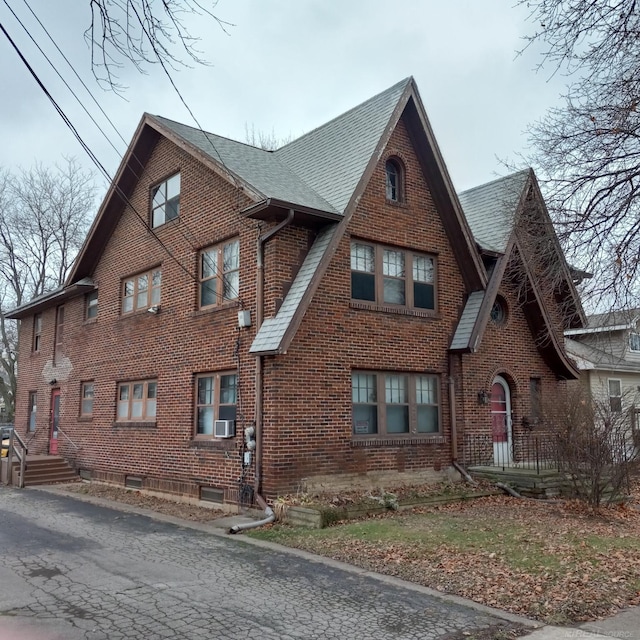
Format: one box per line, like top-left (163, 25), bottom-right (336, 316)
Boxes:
top-left (35, 484), bottom-right (640, 640)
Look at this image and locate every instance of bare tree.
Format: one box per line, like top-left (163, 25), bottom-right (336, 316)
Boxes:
top-left (545, 383), bottom-right (639, 510)
top-left (0, 159), bottom-right (95, 420)
top-left (86, 0), bottom-right (232, 91)
top-left (244, 124), bottom-right (294, 151)
top-left (517, 1), bottom-right (640, 308)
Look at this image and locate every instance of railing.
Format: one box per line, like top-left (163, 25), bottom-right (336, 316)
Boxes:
top-left (57, 427), bottom-right (80, 450)
top-left (5, 427), bottom-right (27, 488)
top-left (463, 432), bottom-right (560, 474)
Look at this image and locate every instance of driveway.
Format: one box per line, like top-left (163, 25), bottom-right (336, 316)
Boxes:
top-left (0, 487), bottom-right (529, 639)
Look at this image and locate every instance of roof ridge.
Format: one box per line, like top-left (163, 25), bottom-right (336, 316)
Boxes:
top-left (275, 77), bottom-right (412, 154)
top-left (151, 114), bottom-right (275, 155)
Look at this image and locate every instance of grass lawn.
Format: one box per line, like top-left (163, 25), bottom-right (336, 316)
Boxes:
top-left (248, 493), bottom-right (640, 624)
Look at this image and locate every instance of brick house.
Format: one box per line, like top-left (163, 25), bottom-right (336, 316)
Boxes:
top-left (9, 77), bottom-right (584, 506)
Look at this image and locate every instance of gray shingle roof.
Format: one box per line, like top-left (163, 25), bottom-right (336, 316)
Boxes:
top-left (250, 225), bottom-right (337, 354)
top-left (458, 170), bottom-right (530, 253)
top-left (565, 337), bottom-right (640, 372)
top-left (153, 78), bottom-right (410, 217)
top-left (450, 291), bottom-right (485, 351)
top-left (275, 78), bottom-right (410, 214)
top-left (152, 116), bottom-right (338, 214)
top-left (584, 309), bottom-right (640, 331)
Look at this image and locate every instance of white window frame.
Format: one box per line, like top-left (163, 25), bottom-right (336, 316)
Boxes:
top-left (151, 173), bottom-right (180, 228)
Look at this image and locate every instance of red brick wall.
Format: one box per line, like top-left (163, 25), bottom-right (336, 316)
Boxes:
top-left (260, 118), bottom-right (469, 495)
top-left (15, 136), bottom-right (261, 503)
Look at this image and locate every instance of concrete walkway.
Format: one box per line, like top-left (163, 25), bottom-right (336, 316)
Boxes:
top-left (37, 485), bottom-right (640, 639)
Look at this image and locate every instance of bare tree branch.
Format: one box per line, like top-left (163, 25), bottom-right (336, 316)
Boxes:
top-left (517, 1), bottom-right (640, 309)
top-left (84, 0), bottom-right (233, 92)
top-left (0, 159), bottom-right (95, 420)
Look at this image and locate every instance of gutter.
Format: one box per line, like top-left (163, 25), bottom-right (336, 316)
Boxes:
top-left (254, 209), bottom-right (295, 498)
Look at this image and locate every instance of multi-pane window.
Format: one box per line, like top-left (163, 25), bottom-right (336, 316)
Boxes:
top-left (85, 291), bottom-right (98, 320)
top-left (352, 372), bottom-right (440, 436)
top-left (151, 173), bottom-right (180, 228)
top-left (351, 242), bottom-right (436, 310)
top-left (195, 372), bottom-right (237, 436)
top-left (385, 158), bottom-right (403, 202)
top-left (27, 391), bottom-right (37, 432)
top-left (199, 239), bottom-right (240, 308)
top-left (122, 268), bottom-right (161, 314)
top-left (81, 382), bottom-right (94, 418)
top-left (117, 380), bottom-right (157, 421)
top-left (608, 379), bottom-right (622, 413)
top-left (630, 332), bottom-right (640, 352)
top-left (32, 313), bottom-right (42, 352)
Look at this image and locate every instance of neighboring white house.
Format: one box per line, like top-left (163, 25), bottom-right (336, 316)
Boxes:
top-left (565, 309), bottom-right (640, 429)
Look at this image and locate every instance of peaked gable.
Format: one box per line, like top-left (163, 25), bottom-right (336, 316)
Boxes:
top-left (249, 79), bottom-right (487, 354)
top-left (451, 169), bottom-right (582, 378)
top-left (275, 78), bottom-right (411, 214)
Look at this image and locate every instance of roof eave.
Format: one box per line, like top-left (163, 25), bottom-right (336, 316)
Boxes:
top-left (7, 280), bottom-right (95, 319)
top-left (242, 198), bottom-right (342, 222)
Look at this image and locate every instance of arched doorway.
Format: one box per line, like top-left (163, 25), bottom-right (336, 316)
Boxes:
top-left (491, 376), bottom-right (512, 466)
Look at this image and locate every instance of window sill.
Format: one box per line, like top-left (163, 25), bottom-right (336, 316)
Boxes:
top-left (78, 416), bottom-right (93, 422)
top-left (189, 438), bottom-right (236, 451)
top-left (190, 301), bottom-right (239, 318)
top-left (350, 301), bottom-right (439, 319)
top-left (83, 318), bottom-right (98, 326)
top-left (351, 435), bottom-right (445, 447)
top-left (112, 421), bottom-right (157, 429)
top-left (385, 199), bottom-right (408, 209)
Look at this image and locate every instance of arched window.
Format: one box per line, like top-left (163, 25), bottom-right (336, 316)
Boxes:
top-left (385, 158), bottom-right (403, 202)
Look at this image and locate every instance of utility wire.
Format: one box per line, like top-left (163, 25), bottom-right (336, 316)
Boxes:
top-left (0, 18), bottom-right (199, 286)
top-left (4, 0), bottom-right (123, 158)
top-left (17, 0), bottom-right (129, 149)
top-left (1, 7), bottom-right (246, 303)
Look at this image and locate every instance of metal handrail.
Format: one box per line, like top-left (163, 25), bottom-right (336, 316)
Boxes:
top-left (6, 428), bottom-right (27, 488)
top-left (57, 427), bottom-right (80, 450)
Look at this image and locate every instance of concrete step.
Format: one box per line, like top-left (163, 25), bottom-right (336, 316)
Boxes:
top-left (12, 455), bottom-right (78, 486)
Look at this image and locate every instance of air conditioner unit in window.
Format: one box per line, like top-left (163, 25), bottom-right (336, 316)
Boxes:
top-left (214, 420), bottom-right (235, 438)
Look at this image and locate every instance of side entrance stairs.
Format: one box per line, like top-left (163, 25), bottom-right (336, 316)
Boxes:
top-left (11, 455), bottom-right (78, 487)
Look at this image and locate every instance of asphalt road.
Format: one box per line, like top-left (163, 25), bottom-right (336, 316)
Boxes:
top-left (0, 486), bottom-right (526, 639)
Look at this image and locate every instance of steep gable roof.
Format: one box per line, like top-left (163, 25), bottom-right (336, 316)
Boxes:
top-left (459, 170), bottom-right (530, 254)
top-left (451, 169), bottom-right (583, 378)
top-left (151, 116), bottom-right (338, 215)
top-left (275, 79), bottom-right (410, 213)
top-left (248, 78), bottom-right (487, 354)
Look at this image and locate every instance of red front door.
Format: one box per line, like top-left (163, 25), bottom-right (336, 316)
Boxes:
top-left (49, 389), bottom-right (60, 455)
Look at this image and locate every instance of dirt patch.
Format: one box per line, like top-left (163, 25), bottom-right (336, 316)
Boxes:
top-left (62, 482), bottom-right (225, 522)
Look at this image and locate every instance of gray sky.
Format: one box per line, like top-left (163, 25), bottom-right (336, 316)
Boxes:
top-left (0, 1), bottom-right (566, 193)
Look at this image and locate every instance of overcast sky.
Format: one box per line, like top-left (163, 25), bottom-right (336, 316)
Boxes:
top-left (0, 1), bottom-right (566, 194)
